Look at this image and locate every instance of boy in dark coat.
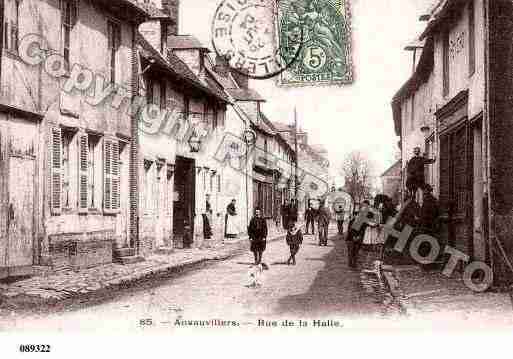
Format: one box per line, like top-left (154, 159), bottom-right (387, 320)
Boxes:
top-left (286, 221), bottom-right (303, 265)
top-left (346, 211), bottom-right (364, 268)
top-left (248, 208), bottom-right (268, 265)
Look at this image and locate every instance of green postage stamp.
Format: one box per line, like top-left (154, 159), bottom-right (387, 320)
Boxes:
top-left (276, 0), bottom-right (353, 87)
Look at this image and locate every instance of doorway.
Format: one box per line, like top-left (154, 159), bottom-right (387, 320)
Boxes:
top-left (472, 118), bottom-right (486, 261)
top-left (173, 156), bottom-right (195, 248)
top-left (0, 118), bottom-right (37, 279)
top-left (439, 122), bottom-right (473, 258)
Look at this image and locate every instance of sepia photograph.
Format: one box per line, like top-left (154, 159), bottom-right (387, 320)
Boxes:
top-left (0, 0), bottom-right (512, 356)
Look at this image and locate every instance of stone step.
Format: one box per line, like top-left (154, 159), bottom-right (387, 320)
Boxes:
top-left (113, 247), bottom-right (136, 258)
top-left (114, 256), bottom-right (145, 265)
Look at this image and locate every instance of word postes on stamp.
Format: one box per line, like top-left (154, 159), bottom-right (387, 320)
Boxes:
top-left (277, 0), bottom-right (353, 87)
top-left (211, 0), bottom-right (303, 79)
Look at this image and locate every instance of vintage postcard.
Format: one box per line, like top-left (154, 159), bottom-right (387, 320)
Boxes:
top-left (276, 0), bottom-right (353, 86)
top-left (1, 0), bottom-right (513, 357)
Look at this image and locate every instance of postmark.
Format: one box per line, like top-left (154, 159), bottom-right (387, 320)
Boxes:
top-left (276, 0), bottom-right (353, 87)
top-left (211, 0), bottom-right (303, 79)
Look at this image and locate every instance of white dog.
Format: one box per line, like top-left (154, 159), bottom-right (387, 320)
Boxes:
top-left (247, 264), bottom-right (265, 288)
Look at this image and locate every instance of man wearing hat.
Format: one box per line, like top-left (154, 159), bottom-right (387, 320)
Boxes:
top-left (406, 147), bottom-right (435, 198)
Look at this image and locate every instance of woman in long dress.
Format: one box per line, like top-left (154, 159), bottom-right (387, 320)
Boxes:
top-left (202, 194), bottom-right (213, 240)
top-left (225, 199), bottom-right (240, 239)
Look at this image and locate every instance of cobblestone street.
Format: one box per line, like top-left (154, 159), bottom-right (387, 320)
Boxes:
top-left (0, 226), bottom-right (385, 331)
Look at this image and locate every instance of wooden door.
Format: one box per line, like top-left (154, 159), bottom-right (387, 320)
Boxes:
top-left (7, 156), bottom-right (35, 274)
top-left (0, 119), bottom-right (36, 278)
top-left (472, 120), bottom-right (486, 261)
top-left (173, 157), bottom-right (195, 248)
top-left (450, 124), bottom-right (472, 256)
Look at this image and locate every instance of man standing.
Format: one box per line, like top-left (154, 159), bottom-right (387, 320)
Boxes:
top-left (281, 199), bottom-right (290, 231)
top-left (248, 208), bottom-right (268, 265)
top-left (305, 203), bottom-right (316, 235)
top-left (335, 209), bottom-right (345, 235)
top-left (289, 199), bottom-right (299, 223)
top-left (317, 202), bottom-right (331, 246)
top-left (406, 147), bottom-right (435, 198)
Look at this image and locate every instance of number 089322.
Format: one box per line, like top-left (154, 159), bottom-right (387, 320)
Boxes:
top-left (19, 344), bottom-right (51, 353)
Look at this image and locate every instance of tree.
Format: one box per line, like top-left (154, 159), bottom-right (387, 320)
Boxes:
top-left (340, 150), bottom-right (375, 205)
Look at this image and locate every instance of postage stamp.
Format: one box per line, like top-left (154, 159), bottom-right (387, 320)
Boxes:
top-left (276, 0), bottom-right (353, 87)
top-left (211, 0), bottom-right (303, 79)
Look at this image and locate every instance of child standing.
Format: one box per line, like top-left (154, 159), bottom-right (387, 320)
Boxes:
top-left (286, 221), bottom-right (303, 265)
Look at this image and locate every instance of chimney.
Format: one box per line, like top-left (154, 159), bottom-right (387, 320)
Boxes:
top-left (162, 0), bottom-right (179, 35)
top-left (231, 70), bottom-right (249, 89)
top-left (214, 54), bottom-right (230, 77)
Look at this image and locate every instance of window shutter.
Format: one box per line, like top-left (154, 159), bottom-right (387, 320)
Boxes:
top-left (78, 133), bottom-right (88, 213)
top-left (51, 127), bottom-right (62, 215)
top-left (103, 138), bottom-right (120, 214)
top-left (103, 138), bottom-right (112, 212)
top-left (111, 140), bottom-right (120, 212)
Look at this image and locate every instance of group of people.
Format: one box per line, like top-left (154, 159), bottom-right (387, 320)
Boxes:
top-left (202, 197), bottom-right (241, 241)
top-left (248, 200), bottom-right (335, 267)
top-left (344, 190), bottom-right (441, 269)
top-left (304, 203), bottom-right (332, 246)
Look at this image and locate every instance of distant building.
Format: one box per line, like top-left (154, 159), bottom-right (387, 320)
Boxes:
top-left (381, 160), bottom-right (402, 204)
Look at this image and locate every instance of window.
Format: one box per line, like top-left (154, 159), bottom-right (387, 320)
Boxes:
top-left (160, 81), bottom-right (166, 110)
top-left (61, 0), bottom-right (77, 69)
top-left (61, 128), bottom-right (77, 210)
top-left (3, 0), bottom-right (21, 53)
top-left (442, 29), bottom-right (450, 97)
top-left (184, 96), bottom-right (190, 119)
top-left (143, 160), bottom-right (154, 214)
top-left (107, 20), bottom-right (121, 84)
top-left (213, 105), bottom-right (218, 129)
top-left (209, 172), bottom-right (213, 193)
top-left (146, 78), bottom-right (154, 104)
top-left (468, 0), bottom-right (475, 76)
top-left (217, 174), bottom-right (221, 193)
top-left (165, 165), bottom-right (173, 217)
top-left (11, 0), bottom-right (20, 52)
top-left (411, 94), bottom-right (415, 131)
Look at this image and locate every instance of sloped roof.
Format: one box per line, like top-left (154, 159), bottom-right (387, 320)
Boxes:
top-left (168, 35), bottom-right (210, 51)
top-left (137, 34), bottom-right (229, 103)
top-left (93, 0), bottom-right (155, 22)
top-left (381, 160), bottom-right (402, 178)
top-left (419, 0), bottom-right (466, 40)
top-left (207, 67), bottom-right (239, 89)
top-left (391, 36), bottom-right (434, 136)
top-left (226, 88), bottom-right (266, 102)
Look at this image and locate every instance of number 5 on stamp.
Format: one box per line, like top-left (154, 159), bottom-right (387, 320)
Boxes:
top-left (277, 0), bottom-right (353, 87)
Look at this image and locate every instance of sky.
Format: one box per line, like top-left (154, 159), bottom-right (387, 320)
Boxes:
top-left (180, 0), bottom-right (435, 184)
